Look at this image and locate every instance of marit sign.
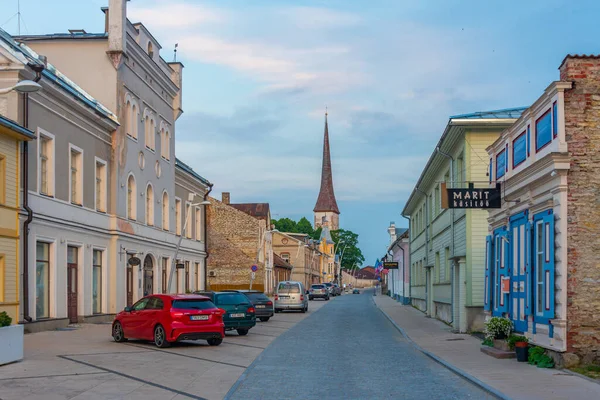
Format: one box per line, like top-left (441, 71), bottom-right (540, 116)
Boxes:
top-left (441, 183), bottom-right (501, 209)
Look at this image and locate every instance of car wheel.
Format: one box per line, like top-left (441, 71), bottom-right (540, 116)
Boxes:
top-left (301, 306), bottom-right (306, 313)
top-left (326, 296), bottom-right (330, 301)
top-left (237, 329), bottom-right (249, 336)
top-left (207, 338), bottom-right (223, 346)
top-left (259, 317), bottom-right (270, 322)
top-left (112, 321), bottom-right (127, 342)
top-left (154, 324), bottom-right (171, 348)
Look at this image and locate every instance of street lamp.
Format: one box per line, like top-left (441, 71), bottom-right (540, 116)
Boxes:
top-left (0, 80), bottom-right (42, 95)
top-left (167, 192), bottom-right (210, 293)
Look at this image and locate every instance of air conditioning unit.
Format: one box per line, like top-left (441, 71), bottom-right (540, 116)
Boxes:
top-left (208, 270), bottom-right (216, 277)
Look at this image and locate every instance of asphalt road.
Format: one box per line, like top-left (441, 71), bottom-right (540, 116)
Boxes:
top-left (226, 290), bottom-right (493, 400)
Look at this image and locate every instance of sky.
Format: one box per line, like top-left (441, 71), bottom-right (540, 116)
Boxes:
top-left (4, 0), bottom-right (600, 266)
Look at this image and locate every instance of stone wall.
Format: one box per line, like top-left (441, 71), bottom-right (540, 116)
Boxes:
top-left (206, 197), bottom-right (265, 291)
top-left (560, 56), bottom-right (600, 363)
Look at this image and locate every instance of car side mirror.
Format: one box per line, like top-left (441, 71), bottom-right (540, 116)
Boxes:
top-left (124, 306), bottom-right (132, 312)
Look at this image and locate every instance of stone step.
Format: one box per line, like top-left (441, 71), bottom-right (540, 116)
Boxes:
top-left (480, 346), bottom-right (516, 359)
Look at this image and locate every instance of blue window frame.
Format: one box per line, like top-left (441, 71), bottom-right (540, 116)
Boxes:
top-left (489, 158), bottom-right (492, 182)
top-left (552, 102), bottom-right (558, 138)
top-left (533, 210), bottom-right (555, 334)
top-left (512, 132), bottom-right (527, 168)
top-left (526, 125), bottom-right (530, 156)
top-left (496, 149), bottom-right (506, 179)
top-left (535, 110), bottom-right (552, 151)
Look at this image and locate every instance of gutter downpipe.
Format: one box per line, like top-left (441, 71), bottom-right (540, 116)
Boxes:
top-left (436, 146), bottom-right (455, 324)
top-left (415, 188), bottom-right (428, 314)
top-left (203, 183), bottom-right (214, 290)
top-left (401, 214), bottom-right (410, 304)
top-left (22, 62), bottom-right (46, 323)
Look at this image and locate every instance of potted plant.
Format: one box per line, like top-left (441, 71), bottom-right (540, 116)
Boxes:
top-left (484, 317), bottom-right (513, 351)
top-left (0, 311), bottom-right (24, 366)
top-left (508, 334), bottom-right (529, 362)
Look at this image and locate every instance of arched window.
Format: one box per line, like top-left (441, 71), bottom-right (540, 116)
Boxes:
top-left (127, 174), bottom-right (136, 220)
top-left (147, 42), bottom-right (154, 58)
top-left (146, 183), bottom-right (154, 226)
top-left (165, 129), bottom-right (170, 160)
top-left (125, 100), bottom-right (132, 137)
top-left (162, 191), bottom-right (169, 230)
top-left (145, 113), bottom-right (155, 150)
top-left (131, 103), bottom-right (138, 139)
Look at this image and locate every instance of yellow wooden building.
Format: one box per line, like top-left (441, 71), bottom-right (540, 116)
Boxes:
top-left (0, 115), bottom-right (35, 324)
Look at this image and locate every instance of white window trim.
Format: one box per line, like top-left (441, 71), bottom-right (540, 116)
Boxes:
top-left (146, 182), bottom-right (155, 226)
top-left (124, 93), bottom-right (140, 141)
top-left (68, 143), bottom-right (84, 206)
top-left (195, 206), bottom-right (201, 241)
top-left (143, 108), bottom-right (156, 152)
top-left (175, 196), bottom-right (182, 236)
top-left (37, 128), bottom-right (55, 197)
top-left (94, 157), bottom-right (108, 213)
top-left (92, 246), bottom-right (108, 314)
top-left (127, 172), bottom-right (137, 221)
top-left (34, 236), bottom-right (57, 320)
top-left (162, 190), bottom-right (170, 231)
top-left (185, 201), bottom-right (192, 239)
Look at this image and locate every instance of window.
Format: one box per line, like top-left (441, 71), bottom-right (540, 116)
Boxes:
top-left (456, 154), bottom-right (464, 188)
top-left (488, 158), bottom-right (492, 183)
top-left (281, 253), bottom-right (290, 262)
top-left (434, 185), bottom-right (440, 217)
top-left (526, 125), bottom-right (531, 156)
top-left (175, 198), bottom-right (182, 235)
top-left (36, 242), bottom-right (50, 319)
top-left (496, 149), bottom-right (506, 179)
top-left (535, 110), bottom-right (552, 151)
top-left (127, 174), bottom-right (137, 220)
top-left (69, 145), bottom-right (83, 205)
top-left (512, 132), bottom-right (527, 168)
top-left (162, 191), bottom-right (169, 231)
top-left (185, 202), bottom-right (192, 238)
top-left (552, 102), bottom-right (558, 138)
top-left (125, 98), bottom-right (139, 140)
top-left (161, 257), bottom-right (168, 293)
top-left (146, 184), bottom-right (154, 226)
top-left (0, 155), bottom-right (5, 204)
top-left (435, 252), bottom-right (440, 283)
top-left (92, 250), bottom-right (102, 314)
top-left (160, 127), bottom-right (171, 161)
top-left (147, 41), bottom-right (154, 58)
top-left (195, 207), bottom-right (201, 240)
top-left (185, 261), bottom-right (190, 293)
top-left (95, 159), bottom-right (107, 212)
top-left (444, 247), bottom-right (450, 283)
top-left (38, 130), bottom-right (54, 196)
top-left (144, 113), bottom-right (155, 151)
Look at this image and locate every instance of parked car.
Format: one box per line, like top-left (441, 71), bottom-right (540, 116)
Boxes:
top-left (352, 288), bottom-right (360, 294)
top-left (308, 284), bottom-right (329, 301)
top-left (332, 284), bottom-right (342, 296)
top-left (274, 281), bottom-right (308, 313)
top-left (223, 290), bottom-right (274, 322)
top-left (112, 294), bottom-right (225, 348)
top-left (211, 292), bottom-right (256, 335)
top-left (323, 282), bottom-right (335, 296)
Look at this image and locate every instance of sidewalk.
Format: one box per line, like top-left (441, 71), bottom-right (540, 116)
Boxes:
top-left (373, 294), bottom-right (600, 400)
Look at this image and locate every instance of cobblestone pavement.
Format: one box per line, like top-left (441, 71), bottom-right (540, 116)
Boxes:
top-left (226, 291), bottom-right (494, 400)
top-left (0, 299), bottom-right (327, 400)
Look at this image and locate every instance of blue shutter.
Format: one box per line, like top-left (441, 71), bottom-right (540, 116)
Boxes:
top-left (497, 230), bottom-right (509, 315)
top-left (542, 212), bottom-right (555, 319)
top-left (484, 235), bottom-right (493, 311)
top-left (525, 221), bottom-right (532, 316)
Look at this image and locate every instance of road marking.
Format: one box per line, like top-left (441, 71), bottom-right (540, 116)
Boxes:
top-left (222, 341), bottom-right (266, 350)
top-left (122, 343), bottom-right (249, 368)
top-left (0, 371), bottom-right (110, 381)
top-left (58, 355), bottom-right (208, 400)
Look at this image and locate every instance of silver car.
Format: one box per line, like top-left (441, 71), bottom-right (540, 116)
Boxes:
top-left (274, 281), bottom-right (308, 313)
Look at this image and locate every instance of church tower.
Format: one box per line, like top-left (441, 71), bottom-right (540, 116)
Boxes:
top-left (314, 111), bottom-right (340, 231)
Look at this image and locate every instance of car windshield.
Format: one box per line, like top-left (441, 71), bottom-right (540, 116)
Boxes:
top-left (172, 299), bottom-right (216, 310)
top-left (278, 283), bottom-right (300, 294)
top-left (216, 293), bottom-right (250, 305)
top-left (245, 293), bottom-right (270, 302)
top-left (311, 285), bottom-right (324, 289)
top-left (324, 283), bottom-right (332, 287)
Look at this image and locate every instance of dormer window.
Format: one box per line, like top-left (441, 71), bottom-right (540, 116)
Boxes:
top-left (147, 42), bottom-right (154, 58)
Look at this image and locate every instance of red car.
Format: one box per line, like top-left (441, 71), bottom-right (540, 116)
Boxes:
top-left (112, 294), bottom-right (225, 348)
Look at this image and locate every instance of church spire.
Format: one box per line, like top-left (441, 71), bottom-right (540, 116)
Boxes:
top-left (313, 110), bottom-right (340, 215)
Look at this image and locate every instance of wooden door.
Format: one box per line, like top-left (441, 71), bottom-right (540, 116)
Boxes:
top-left (67, 264), bottom-right (78, 323)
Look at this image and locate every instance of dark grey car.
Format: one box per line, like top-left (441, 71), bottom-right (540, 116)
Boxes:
top-left (309, 284), bottom-right (329, 301)
top-left (237, 290), bottom-right (274, 322)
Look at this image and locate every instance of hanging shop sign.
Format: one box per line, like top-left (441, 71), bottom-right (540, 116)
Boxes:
top-left (383, 262), bottom-right (399, 269)
top-left (441, 183), bottom-right (501, 209)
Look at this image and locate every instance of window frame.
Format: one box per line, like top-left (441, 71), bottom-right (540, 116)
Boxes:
top-left (552, 101), bottom-right (558, 139)
top-left (185, 201), bottom-right (192, 239)
top-left (175, 197), bottom-right (182, 236)
top-left (535, 109), bottom-right (552, 152)
top-left (144, 109), bottom-right (156, 152)
top-left (127, 173), bottom-right (137, 221)
top-left (146, 183), bottom-right (155, 226)
top-left (496, 149), bottom-right (506, 179)
top-left (162, 190), bottom-right (170, 231)
top-left (195, 206), bottom-right (201, 241)
top-left (512, 131), bottom-right (527, 169)
top-left (35, 241), bottom-right (52, 319)
top-left (92, 249), bottom-right (103, 314)
top-left (94, 157), bottom-right (108, 213)
top-left (37, 128), bottom-right (55, 197)
top-left (68, 143), bottom-right (84, 206)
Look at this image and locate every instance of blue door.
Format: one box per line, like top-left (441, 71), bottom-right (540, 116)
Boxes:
top-left (492, 228), bottom-right (509, 317)
top-left (509, 213), bottom-right (528, 332)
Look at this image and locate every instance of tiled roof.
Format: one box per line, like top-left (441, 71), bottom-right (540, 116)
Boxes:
top-left (175, 158), bottom-right (212, 187)
top-left (320, 226), bottom-right (334, 244)
top-left (450, 107), bottom-right (527, 120)
top-left (273, 253), bottom-right (293, 269)
top-left (559, 54), bottom-right (600, 69)
top-left (230, 203), bottom-right (270, 220)
top-left (314, 113), bottom-right (340, 214)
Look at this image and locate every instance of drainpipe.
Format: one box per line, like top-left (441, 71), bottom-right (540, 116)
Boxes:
top-left (202, 183), bottom-right (213, 290)
top-left (415, 188), bottom-right (428, 313)
top-left (22, 61), bottom-right (46, 323)
top-left (401, 214), bottom-right (410, 303)
top-left (436, 146), bottom-right (455, 324)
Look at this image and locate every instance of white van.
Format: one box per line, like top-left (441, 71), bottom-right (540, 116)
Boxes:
top-left (274, 281), bottom-right (308, 313)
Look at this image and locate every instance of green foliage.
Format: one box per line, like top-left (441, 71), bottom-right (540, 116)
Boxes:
top-left (272, 218), bottom-right (300, 233)
top-left (483, 317), bottom-right (513, 340)
top-left (0, 311), bottom-right (12, 327)
top-left (331, 229), bottom-right (365, 270)
top-left (482, 338), bottom-right (494, 347)
top-left (570, 365), bottom-right (600, 380)
top-left (296, 217), bottom-right (314, 235)
top-left (507, 334), bottom-right (529, 350)
top-left (528, 346), bottom-right (555, 368)
top-left (310, 227), bottom-right (322, 240)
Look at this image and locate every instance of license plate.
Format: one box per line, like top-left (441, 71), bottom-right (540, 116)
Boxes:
top-left (190, 315), bottom-right (209, 321)
top-left (230, 313), bottom-right (245, 318)
top-left (256, 305), bottom-right (265, 308)
top-left (279, 295), bottom-right (289, 298)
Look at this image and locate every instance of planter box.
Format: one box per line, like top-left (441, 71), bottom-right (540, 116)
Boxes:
top-left (0, 324), bottom-right (24, 365)
top-left (493, 339), bottom-right (511, 352)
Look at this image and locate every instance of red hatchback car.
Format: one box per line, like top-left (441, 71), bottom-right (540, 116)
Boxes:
top-left (112, 294), bottom-right (225, 348)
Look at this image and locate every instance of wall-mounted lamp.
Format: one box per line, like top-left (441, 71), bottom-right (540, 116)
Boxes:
top-left (550, 170), bottom-right (557, 177)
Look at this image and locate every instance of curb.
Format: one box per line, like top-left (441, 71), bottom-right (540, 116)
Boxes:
top-left (372, 296), bottom-right (511, 400)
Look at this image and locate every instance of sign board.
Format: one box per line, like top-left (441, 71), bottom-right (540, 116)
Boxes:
top-left (441, 183), bottom-right (501, 209)
top-left (251, 265), bottom-right (258, 272)
top-left (251, 272), bottom-right (256, 280)
top-left (176, 263), bottom-right (185, 269)
top-left (128, 257), bottom-right (141, 266)
top-left (501, 276), bottom-right (511, 295)
top-left (383, 262), bottom-right (398, 269)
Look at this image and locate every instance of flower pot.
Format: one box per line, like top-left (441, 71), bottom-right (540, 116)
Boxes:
top-left (0, 324), bottom-right (24, 365)
top-left (515, 344), bottom-right (529, 362)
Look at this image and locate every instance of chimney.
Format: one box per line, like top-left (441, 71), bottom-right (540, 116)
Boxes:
top-left (107, 0), bottom-right (127, 53)
top-left (222, 192), bottom-right (230, 204)
top-left (388, 221), bottom-right (397, 245)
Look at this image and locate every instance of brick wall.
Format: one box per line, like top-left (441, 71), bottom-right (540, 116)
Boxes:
top-left (560, 56), bottom-right (600, 363)
top-left (206, 197), bottom-right (265, 291)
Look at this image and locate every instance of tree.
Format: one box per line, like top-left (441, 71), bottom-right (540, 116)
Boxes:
top-left (272, 218), bottom-right (297, 233)
top-left (310, 226), bottom-right (322, 241)
top-left (296, 217), bottom-right (314, 236)
top-left (331, 229), bottom-right (365, 271)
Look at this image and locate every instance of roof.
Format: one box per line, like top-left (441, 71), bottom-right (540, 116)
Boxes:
top-left (14, 33), bottom-right (108, 41)
top-left (353, 269), bottom-right (377, 280)
top-left (395, 227), bottom-right (408, 236)
top-left (314, 113), bottom-right (340, 214)
top-left (273, 253), bottom-right (293, 269)
top-left (559, 54), bottom-right (600, 69)
top-left (320, 226), bottom-right (334, 244)
top-left (0, 115), bottom-right (36, 140)
top-left (175, 158), bottom-right (212, 187)
top-left (0, 28), bottom-right (118, 124)
top-left (230, 203), bottom-right (270, 220)
top-left (401, 107), bottom-right (526, 216)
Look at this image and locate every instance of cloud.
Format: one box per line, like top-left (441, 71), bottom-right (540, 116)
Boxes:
top-left (278, 7), bottom-right (363, 29)
top-left (128, 1), bottom-right (225, 28)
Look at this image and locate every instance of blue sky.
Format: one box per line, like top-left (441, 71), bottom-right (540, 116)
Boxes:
top-left (5, 0), bottom-right (600, 266)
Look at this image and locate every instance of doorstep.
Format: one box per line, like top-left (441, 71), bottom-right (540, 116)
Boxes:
top-left (480, 346), bottom-right (516, 359)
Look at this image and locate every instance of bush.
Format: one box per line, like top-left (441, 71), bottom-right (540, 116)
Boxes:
top-left (484, 317), bottom-right (513, 340)
top-left (0, 311), bottom-right (12, 327)
top-left (528, 346), bottom-right (555, 368)
top-left (508, 334), bottom-right (529, 350)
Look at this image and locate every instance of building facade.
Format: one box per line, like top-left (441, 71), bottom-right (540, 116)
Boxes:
top-left (386, 223), bottom-right (409, 304)
top-left (273, 231), bottom-right (322, 288)
top-left (402, 109), bottom-right (524, 332)
top-left (0, 116), bottom-right (35, 324)
top-left (318, 226), bottom-right (335, 283)
top-left (485, 56), bottom-right (600, 365)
